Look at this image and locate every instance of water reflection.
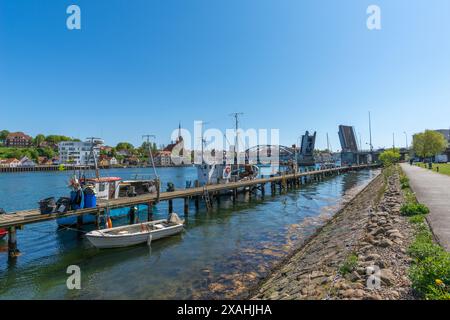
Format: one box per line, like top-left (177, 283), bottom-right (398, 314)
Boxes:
top-left (0, 168), bottom-right (378, 299)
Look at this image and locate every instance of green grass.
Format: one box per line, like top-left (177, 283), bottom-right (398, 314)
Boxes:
top-left (399, 165), bottom-right (450, 299)
top-left (339, 253), bottom-right (358, 275)
top-left (408, 229), bottom-right (450, 300)
top-left (409, 214), bottom-right (425, 224)
top-left (401, 203), bottom-right (430, 216)
top-left (0, 146), bottom-right (55, 161)
top-left (415, 162), bottom-right (450, 177)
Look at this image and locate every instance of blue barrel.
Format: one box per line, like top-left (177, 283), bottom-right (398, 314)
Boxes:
top-left (84, 193), bottom-right (97, 208)
top-left (70, 191), bottom-right (83, 210)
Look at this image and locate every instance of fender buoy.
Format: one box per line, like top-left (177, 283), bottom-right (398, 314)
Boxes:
top-left (107, 217), bottom-right (113, 229)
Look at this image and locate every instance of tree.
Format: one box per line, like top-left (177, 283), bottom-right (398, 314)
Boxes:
top-left (0, 130), bottom-right (9, 142)
top-left (413, 130), bottom-right (448, 159)
top-left (34, 134), bottom-right (46, 147)
top-left (38, 147), bottom-right (56, 159)
top-left (379, 148), bottom-right (401, 167)
top-left (45, 135), bottom-right (73, 145)
top-left (116, 142), bottom-right (134, 151)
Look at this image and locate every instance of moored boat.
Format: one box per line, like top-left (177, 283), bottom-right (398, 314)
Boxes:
top-left (55, 137), bottom-right (160, 227)
top-left (86, 213), bottom-right (184, 249)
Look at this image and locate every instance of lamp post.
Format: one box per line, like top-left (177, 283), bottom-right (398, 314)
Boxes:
top-left (295, 135), bottom-right (302, 173)
top-left (404, 131), bottom-right (408, 149)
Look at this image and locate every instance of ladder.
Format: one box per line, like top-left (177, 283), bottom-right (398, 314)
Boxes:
top-left (202, 187), bottom-right (212, 211)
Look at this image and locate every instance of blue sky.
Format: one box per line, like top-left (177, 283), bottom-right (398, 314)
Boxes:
top-left (1, 0), bottom-right (450, 150)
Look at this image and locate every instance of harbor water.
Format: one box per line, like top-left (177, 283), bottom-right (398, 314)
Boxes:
top-left (0, 166), bottom-right (378, 299)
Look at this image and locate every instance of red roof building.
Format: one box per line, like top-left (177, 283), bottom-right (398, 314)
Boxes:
top-left (5, 132), bottom-right (32, 148)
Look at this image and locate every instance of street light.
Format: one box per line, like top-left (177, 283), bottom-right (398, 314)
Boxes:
top-left (295, 135), bottom-right (303, 172)
top-left (404, 131), bottom-right (408, 149)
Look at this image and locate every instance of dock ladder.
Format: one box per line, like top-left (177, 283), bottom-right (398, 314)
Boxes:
top-left (202, 186), bottom-right (212, 211)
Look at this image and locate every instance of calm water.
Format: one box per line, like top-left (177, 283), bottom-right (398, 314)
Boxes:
top-left (0, 166), bottom-right (378, 299)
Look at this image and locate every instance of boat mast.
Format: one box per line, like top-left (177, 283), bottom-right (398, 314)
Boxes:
top-left (86, 137), bottom-right (101, 179)
top-left (142, 134), bottom-right (158, 179)
top-left (368, 111), bottom-right (373, 160)
top-left (230, 112), bottom-right (243, 170)
top-left (326, 133), bottom-right (330, 151)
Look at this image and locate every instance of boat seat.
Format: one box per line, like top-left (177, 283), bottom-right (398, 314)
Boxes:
top-left (154, 224), bottom-right (164, 229)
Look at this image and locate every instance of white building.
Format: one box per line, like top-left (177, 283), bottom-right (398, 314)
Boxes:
top-left (19, 156), bottom-right (36, 167)
top-left (58, 141), bottom-right (101, 165)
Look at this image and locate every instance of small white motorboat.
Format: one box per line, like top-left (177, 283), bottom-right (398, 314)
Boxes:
top-left (86, 213), bottom-right (184, 249)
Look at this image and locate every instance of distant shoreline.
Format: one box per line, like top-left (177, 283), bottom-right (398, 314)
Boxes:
top-left (0, 164), bottom-right (193, 173)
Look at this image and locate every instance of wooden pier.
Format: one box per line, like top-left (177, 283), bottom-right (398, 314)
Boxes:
top-left (0, 164), bottom-right (379, 258)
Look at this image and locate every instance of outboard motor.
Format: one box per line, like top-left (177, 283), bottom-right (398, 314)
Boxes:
top-left (166, 182), bottom-right (175, 192)
top-left (38, 197), bottom-right (56, 214)
top-left (55, 197), bottom-right (71, 213)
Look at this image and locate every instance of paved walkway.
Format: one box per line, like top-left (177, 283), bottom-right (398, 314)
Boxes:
top-left (400, 163), bottom-right (450, 251)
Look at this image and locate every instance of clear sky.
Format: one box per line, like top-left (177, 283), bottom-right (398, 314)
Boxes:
top-left (1, 0), bottom-right (450, 150)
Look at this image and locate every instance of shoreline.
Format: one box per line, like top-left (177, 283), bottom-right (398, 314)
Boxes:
top-left (250, 167), bottom-right (417, 300)
top-left (246, 170), bottom-right (383, 299)
top-left (0, 164), bottom-right (194, 173)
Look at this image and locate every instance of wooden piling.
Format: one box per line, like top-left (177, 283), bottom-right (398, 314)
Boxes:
top-left (184, 197), bottom-right (189, 215)
top-left (168, 199), bottom-right (173, 214)
top-left (8, 227), bottom-right (19, 258)
top-left (76, 215), bottom-right (83, 229)
top-left (194, 180), bottom-right (200, 210)
top-left (95, 209), bottom-right (101, 229)
top-left (147, 202), bottom-right (153, 221)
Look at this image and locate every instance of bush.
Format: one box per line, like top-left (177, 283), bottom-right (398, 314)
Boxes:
top-left (408, 223), bottom-right (450, 300)
top-left (401, 203), bottom-right (430, 216)
top-left (408, 230), bottom-right (442, 261)
top-left (340, 253), bottom-right (358, 275)
top-left (379, 149), bottom-right (401, 167)
top-left (400, 175), bottom-right (410, 189)
top-left (409, 251), bottom-right (450, 299)
top-left (409, 214), bottom-right (425, 224)
top-left (424, 283), bottom-right (450, 300)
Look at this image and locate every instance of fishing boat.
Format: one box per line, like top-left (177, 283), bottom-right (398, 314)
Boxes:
top-left (85, 213), bottom-right (184, 249)
top-left (56, 137), bottom-right (160, 227)
top-left (0, 229), bottom-right (7, 240)
top-left (195, 115), bottom-right (259, 187)
top-left (0, 209), bottom-right (7, 239)
top-left (196, 163), bottom-right (259, 186)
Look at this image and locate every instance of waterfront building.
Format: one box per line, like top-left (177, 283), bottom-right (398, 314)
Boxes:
top-left (58, 140), bottom-right (100, 165)
top-left (98, 156), bottom-right (119, 167)
top-left (5, 132), bottom-right (32, 147)
top-left (37, 157), bottom-right (53, 165)
top-left (155, 151), bottom-right (173, 166)
top-left (434, 129), bottom-right (450, 162)
top-left (19, 156), bottom-right (36, 167)
top-left (124, 155), bottom-right (140, 166)
top-left (161, 122), bottom-right (190, 165)
top-left (0, 158), bottom-right (20, 168)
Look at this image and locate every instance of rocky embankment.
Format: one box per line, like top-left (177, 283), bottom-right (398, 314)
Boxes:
top-left (252, 169), bottom-right (416, 300)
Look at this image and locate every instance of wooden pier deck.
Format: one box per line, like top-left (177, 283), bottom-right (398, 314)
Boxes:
top-left (0, 164), bottom-right (379, 257)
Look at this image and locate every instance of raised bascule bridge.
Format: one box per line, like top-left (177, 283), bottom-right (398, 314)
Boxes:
top-left (244, 131), bottom-right (318, 167)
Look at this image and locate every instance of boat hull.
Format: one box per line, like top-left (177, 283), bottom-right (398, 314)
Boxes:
top-left (86, 223), bottom-right (183, 249)
top-left (56, 206), bottom-right (133, 227)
